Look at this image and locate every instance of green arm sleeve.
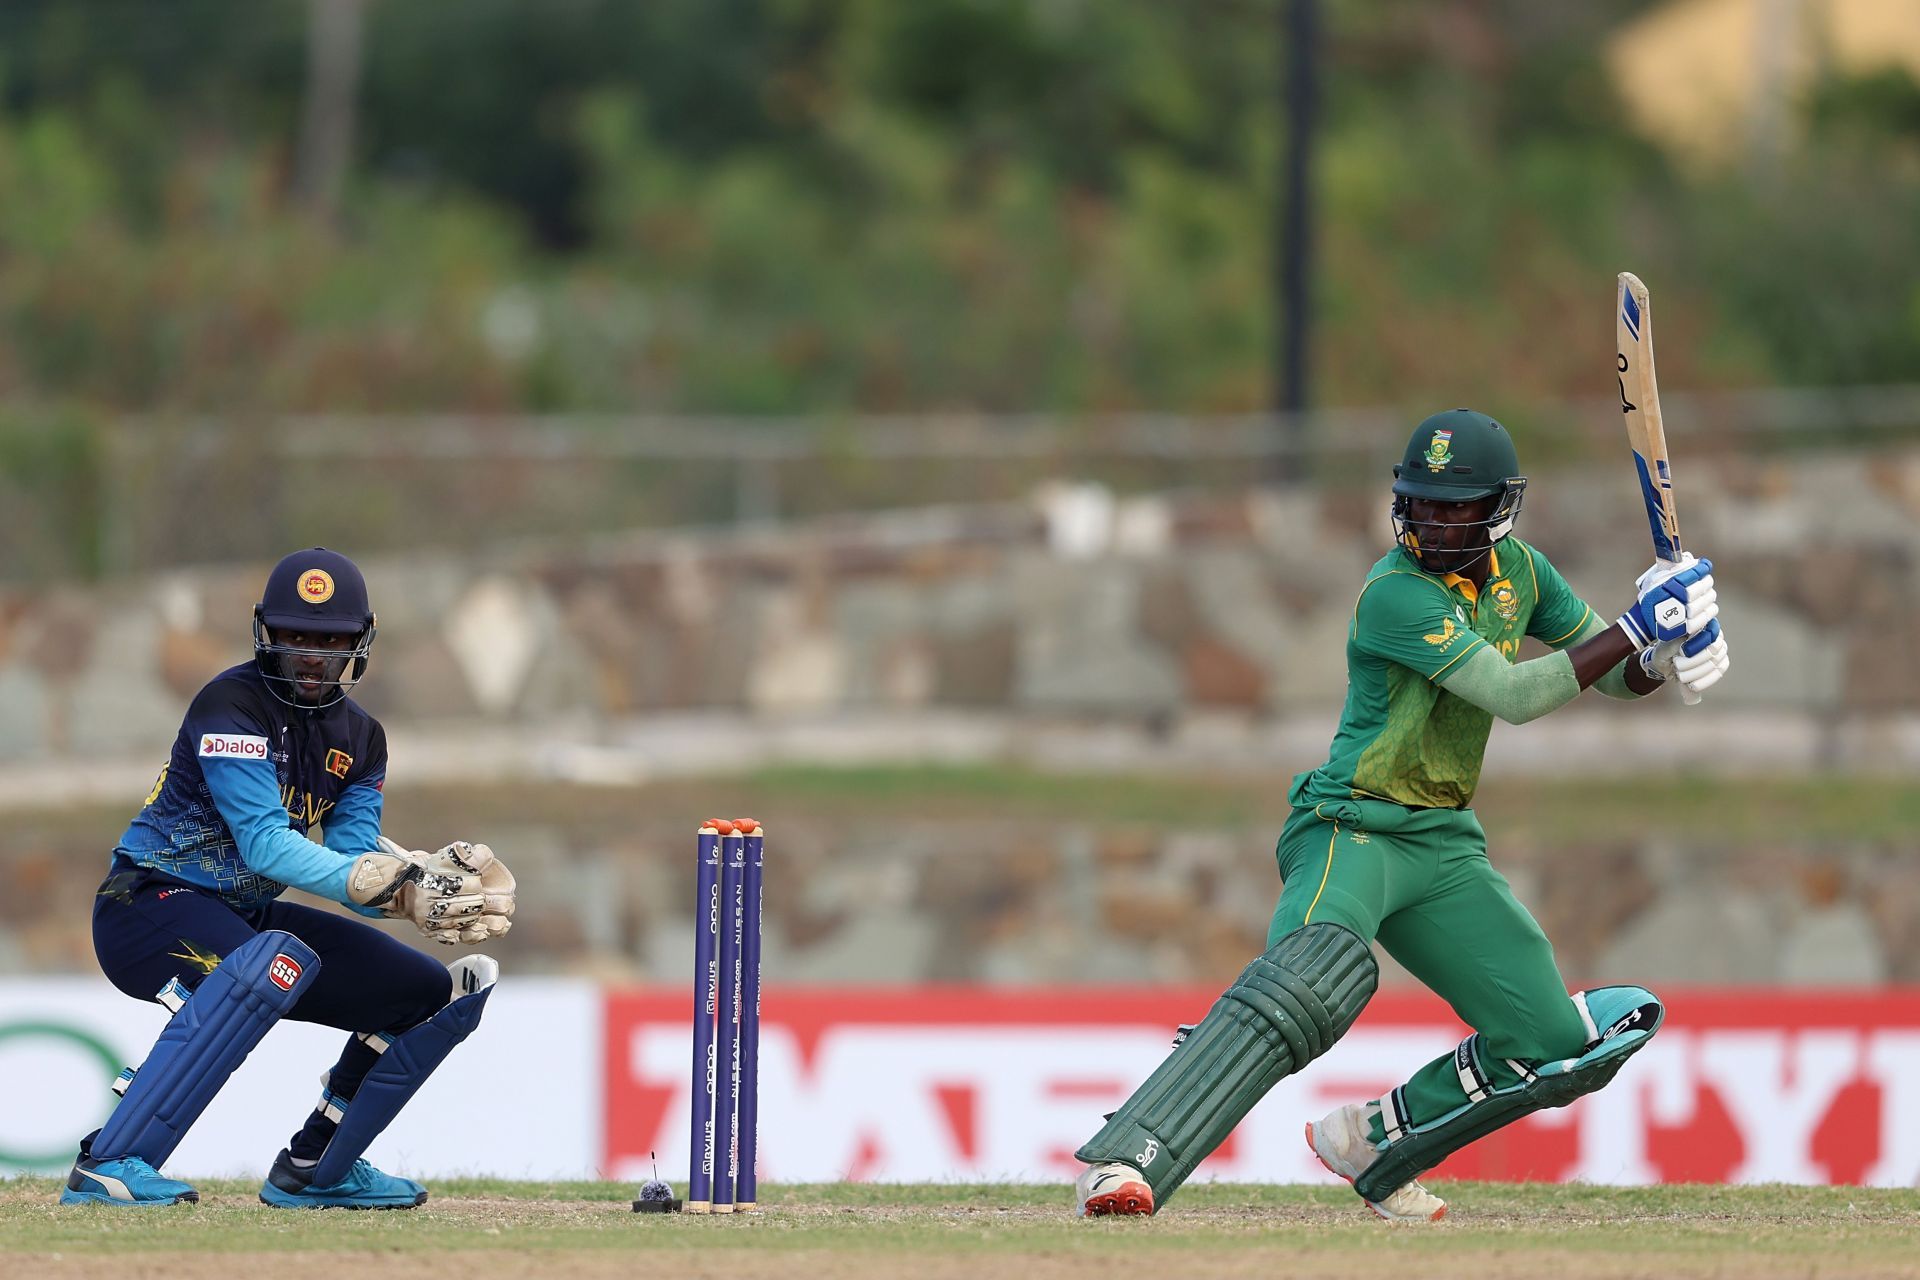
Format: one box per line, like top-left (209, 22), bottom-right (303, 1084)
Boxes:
top-left (1438, 644), bottom-right (1581, 725)
top-left (1558, 612), bottom-right (1649, 700)
top-left (1520, 542), bottom-right (1647, 700)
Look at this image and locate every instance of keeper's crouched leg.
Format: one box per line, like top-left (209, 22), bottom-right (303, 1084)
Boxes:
top-left (1353, 985), bottom-right (1665, 1202)
top-left (1076, 923), bottom-right (1377, 1212)
top-left (260, 955), bottom-right (498, 1209)
top-left (62, 930), bottom-right (319, 1207)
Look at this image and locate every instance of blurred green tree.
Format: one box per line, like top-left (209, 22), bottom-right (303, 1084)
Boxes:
top-left (0, 0), bottom-right (1907, 421)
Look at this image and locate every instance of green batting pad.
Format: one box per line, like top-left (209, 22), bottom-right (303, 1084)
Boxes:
top-left (1354, 985), bottom-right (1663, 1201)
top-left (1076, 923), bottom-right (1376, 1207)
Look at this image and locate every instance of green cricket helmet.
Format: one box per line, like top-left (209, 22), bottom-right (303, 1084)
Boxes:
top-left (1390, 409), bottom-right (1527, 574)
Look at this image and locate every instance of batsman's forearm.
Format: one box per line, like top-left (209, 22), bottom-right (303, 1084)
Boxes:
top-left (1438, 646), bottom-right (1581, 725)
top-left (1622, 655), bottom-right (1664, 696)
top-left (1566, 623), bottom-right (1640, 689)
top-left (1567, 614), bottom-right (1658, 699)
top-left (1592, 657), bottom-right (1662, 700)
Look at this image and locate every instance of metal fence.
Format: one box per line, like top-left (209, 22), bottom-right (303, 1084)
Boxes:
top-left (4, 385), bottom-right (1916, 581)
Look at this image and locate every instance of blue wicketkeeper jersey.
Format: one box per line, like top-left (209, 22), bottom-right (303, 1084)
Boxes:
top-left (112, 663), bottom-right (389, 909)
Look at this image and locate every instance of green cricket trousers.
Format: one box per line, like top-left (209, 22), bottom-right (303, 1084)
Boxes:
top-left (1273, 797), bottom-right (1591, 1136)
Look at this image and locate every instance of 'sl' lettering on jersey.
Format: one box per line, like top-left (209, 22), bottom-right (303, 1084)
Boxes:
top-left (112, 664), bottom-right (388, 907)
top-left (1290, 539), bottom-right (1594, 811)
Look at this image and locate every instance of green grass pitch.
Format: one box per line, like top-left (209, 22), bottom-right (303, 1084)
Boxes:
top-left (4, 1180), bottom-right (1916, 1279)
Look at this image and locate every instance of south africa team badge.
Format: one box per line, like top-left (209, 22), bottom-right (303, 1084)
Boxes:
top-left (1491, 580), bottom-right (1519, 621)
top-left (1424, 429), bottom-right (1453, 471)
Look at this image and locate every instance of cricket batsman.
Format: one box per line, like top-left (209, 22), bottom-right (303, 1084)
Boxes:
top-left (1074, 409), bottom-right (1729, 1220)
top-left (60, 548), bottom-right (517, 1209)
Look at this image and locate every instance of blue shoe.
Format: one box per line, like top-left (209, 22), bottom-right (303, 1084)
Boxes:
top-left (258, 1147), bottom-right (426, 1209)
top-left (60, 1152), bottom-right (198, 1206)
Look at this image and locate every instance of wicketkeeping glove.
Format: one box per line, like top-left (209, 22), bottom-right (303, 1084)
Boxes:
top-left (419, 840), bottom-right (516, 944)
top-left (1618, 554), bottom-right (1717, 648)
top-left (345, 837), bottom-right (487, 940)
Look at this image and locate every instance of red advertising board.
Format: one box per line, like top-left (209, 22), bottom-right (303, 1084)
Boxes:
top-left (605, 987), bottom-right (1920, 1187)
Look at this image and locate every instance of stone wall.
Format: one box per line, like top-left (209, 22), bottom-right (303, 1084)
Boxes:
top-left (3, 446), bottom-right (1917, 764)
top-left (3, 807), bottom-right (1908, 989)
top-left (1, 447), bottom-right (1916, 985)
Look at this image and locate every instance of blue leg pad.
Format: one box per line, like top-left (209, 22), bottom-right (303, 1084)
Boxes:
top-left (93, 930), bottom-right (319, 1167)
top-left (310, 979), bottom-right (493, 1187)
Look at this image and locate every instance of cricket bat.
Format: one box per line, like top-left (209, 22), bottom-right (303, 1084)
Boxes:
top-left (1615, 271), bottom-right (1682, 564)
top-left (1615, 271), bottom-right (1697, 701)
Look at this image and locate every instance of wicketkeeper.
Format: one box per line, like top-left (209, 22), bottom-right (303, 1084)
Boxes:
top-left (61, 548), bottom-right (517, 1209)
top-left (1074, 410), bottom-right (1728, 1220)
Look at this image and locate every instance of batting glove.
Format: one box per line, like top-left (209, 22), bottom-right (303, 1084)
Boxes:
top-left (1619, 554), bottom-right (1716, 648)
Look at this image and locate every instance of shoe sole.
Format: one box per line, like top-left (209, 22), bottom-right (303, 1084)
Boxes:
top-left (1305, 1121), bottom-right (1445, 1223)
top-left (1081, 1178), bottom-right (1154, 1217)
top-left (59, 1189), bottom-right (197, 1206)
top-left (258, 1187), bottom-right (427, 1210)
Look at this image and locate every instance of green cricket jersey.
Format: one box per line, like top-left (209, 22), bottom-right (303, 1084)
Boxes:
top-left (1290, 537), bottom-right (1595, 811)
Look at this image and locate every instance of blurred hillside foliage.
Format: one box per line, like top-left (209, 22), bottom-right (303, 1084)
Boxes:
top-left (0, 0), bottom-right (1917, 577)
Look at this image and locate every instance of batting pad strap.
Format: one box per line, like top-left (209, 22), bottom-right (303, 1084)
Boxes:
top-left (1573, 989), bottom-right (1602, 1044)
top-left (1452, 1034), bottom-right (1493, 1104)
top-left (93, 930), bottom-right (320, 1166)
top-left (310, 970), bottom-right (495, 1187)
top-left (1354, 985), bottom-right (1664, 1202)
top-left (1074, 923), bottom-right (1377, 1208)
top-left (1374, 1095), bottom-right (1400, 1142)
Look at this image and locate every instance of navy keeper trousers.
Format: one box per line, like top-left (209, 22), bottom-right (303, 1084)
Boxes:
top-left (91, 864), bottom-right (451, 1160)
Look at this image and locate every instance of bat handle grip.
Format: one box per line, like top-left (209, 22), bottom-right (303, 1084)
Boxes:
top-left (1658, 553), bottom-right (1701, 704)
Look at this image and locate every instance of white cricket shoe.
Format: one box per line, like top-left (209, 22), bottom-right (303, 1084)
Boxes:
top-left (1074, 1161), bottom-right (1154, 1217)
top-left (1306, 1103), bottom-right (1447, 1222)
